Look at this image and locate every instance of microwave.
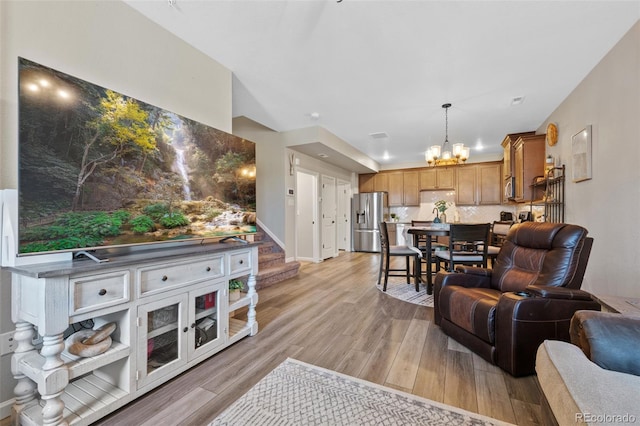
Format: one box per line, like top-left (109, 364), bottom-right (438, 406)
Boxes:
top-left (504, 177), bottom-right (515, 199)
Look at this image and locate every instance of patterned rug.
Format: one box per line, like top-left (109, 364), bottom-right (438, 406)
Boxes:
top-left (375, 276), bottom-right (434, 307)
top-left (210, 358), bottom-right (513, 425)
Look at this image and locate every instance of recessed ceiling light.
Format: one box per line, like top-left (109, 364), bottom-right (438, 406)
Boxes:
top-left (309, 112), bottom-right (320, 120)
top-left (511, 96), bottom-right (525, 106)
top-left (318, 153), bottom-right (329, 158)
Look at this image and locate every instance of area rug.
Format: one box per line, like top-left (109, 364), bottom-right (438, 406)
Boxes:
top-left (375, 276), bottom-right (433, 307)
top-left (210, 358), bottom-right (513, 425)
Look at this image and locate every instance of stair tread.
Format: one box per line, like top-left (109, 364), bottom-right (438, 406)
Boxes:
top-left (254, 225), bottom-right (299, 287)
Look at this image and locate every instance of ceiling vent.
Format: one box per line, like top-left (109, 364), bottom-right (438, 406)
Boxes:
top-left (511, 96), bottom-right (525, 106)
top-left (369, 132), bottom-right (389, 140)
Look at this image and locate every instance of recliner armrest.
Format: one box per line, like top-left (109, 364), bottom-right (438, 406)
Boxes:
top-left (435, 269), bottom-right (491, 289)
top-left (570, 311), bottom-right (640, 376)
top-left (526, 285), bottom-right (595, 301)
top-left (454, 265), bottom-right (492, 277)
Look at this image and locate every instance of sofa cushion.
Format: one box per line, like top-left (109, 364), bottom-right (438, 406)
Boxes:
top-left (536, 340), bottom-right (640, 425)
top-left (570, 310), bottom-right (640, 376)
top-left (439, 286), bottom-right (501, 343)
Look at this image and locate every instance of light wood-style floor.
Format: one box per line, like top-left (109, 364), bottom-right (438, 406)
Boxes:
top-left (88, 251), bottom-right (541, 425)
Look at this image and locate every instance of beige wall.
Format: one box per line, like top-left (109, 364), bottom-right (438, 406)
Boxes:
top-left (537, 21), bottom-right (640, 297)
top-left (233, 118), bottom-right (356, 260)
top-left (232, 116), bottom-right (287, 247)
top-left (0, 0), bottom-right (232, 414)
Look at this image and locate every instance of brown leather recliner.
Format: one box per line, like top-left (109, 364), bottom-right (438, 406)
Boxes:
top-left (434, 222), bottom-right (600, 376)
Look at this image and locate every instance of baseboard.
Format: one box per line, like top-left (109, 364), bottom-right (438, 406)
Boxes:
top-left (0, 398), bottom-right (14, 421)
top-left (256, 219), bottom-right (285, 250)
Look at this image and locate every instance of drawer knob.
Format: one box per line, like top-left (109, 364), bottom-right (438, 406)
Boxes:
top-left (239, 260), bottom-right (244, 265)
top-left (206, 267), bottom-right (211, 272)
top-left (183, 327), bottom-right (188, 332)
top-left (162, 275), bottom-right (168, 282)
top-left (98, 289), bottom-right (107, 296)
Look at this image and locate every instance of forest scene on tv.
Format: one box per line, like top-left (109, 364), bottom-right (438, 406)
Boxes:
top-left (18, 58), bottom-right (256, 255)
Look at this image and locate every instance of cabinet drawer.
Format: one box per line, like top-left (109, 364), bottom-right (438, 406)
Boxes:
top-left (138, 256), bottom-right (224, 297)
top-left (70, 270), bottom-right (130, 315)
top-left (229, 250), bottom-right (252, 275)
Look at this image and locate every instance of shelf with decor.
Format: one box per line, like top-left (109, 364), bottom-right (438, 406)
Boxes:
top-left (530, 165), bottom-right (565, 223)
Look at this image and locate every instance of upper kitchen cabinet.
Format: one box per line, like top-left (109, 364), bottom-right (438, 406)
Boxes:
top-left (501, 131), bottom-right (535, 179)
top-left (359, 174), bottom-right (375, 192)
top-left (513, 134), bottom-right (545, 202)
top-left (402, 171), bottom-right (420, 206)
top-left (419, 168), bottom-right (454, 190)
top-left (478, 163), bottom-right (502, 205)
top-left (374, 173), bottom-right (389, 192)
top-left (387, 172), bottom-right (404, 206)
top-left (455, 166), bottom-right (477, 205)
top-left (387, 170), bottom-right (419, 206)
top-left (455, 162), bottom-right (503, 206)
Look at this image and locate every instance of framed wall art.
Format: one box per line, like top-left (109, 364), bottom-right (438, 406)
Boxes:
top-left (571, 125), bottom-right (592, 182)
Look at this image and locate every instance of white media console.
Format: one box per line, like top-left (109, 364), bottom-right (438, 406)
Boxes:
top-left (6, 241), bottom-right (259, 426)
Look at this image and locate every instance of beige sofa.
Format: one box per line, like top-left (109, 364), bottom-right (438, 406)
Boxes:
top-left (536, 311), bottom-right (640, 425)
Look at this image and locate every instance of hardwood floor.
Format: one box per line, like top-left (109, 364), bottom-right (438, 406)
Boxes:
top-left (92, 251), bottom-right (542, 425)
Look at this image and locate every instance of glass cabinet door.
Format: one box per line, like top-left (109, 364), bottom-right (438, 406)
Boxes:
top-left (189, 282), bottom-right (225, 359)
top-left (137, 294), bottom-right (188, 389)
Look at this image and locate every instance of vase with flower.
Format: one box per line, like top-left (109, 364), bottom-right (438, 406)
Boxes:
top-left (434, 200), bottom-right (450, 223)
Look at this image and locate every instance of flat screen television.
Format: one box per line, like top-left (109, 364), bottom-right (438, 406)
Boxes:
top-left (17, 57), bottom-right (256, 257)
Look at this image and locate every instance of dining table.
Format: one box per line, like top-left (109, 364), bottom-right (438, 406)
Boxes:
top-left (406, 224), bottom-right (450, 295)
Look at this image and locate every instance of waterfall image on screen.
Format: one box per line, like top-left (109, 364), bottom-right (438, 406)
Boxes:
top-left (18, 58), bottom-right (256, 255)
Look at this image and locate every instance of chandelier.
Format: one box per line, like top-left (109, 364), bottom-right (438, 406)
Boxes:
top-left (425, 103), bottom-right (470, 166)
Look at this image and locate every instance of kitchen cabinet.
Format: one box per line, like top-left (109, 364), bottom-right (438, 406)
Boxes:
top-left (357, 172), bottom-right (388, 194)
top-left (387, 172), bottom-right (404, 206)
top-left (419, 168), bottom-right (454, 190)
top-left (8, 243), bottom-right (259, 426)
top-left (478, 163), bottom-right (502, 205)
top-left (359, 174), bottom-right (375, 193)
top-left (455, 166), bottom-right (477, 205)
top-left (454, 162), bottom-right (502, 206)
top-left (374, 173), bottom-right (389, 192)
top-left (502, 131), bottom-right (535, 179)
top-left (366, 171), bottom-right (419, 206)
top-left (403, 171), bottom-right (420, 206)
top-left (513, 134), bottom-right (545, 202)
top-left (359, 162), bottom-right (501, 206)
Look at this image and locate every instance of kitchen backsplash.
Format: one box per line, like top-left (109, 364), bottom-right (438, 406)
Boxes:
top-left (389, 191), bottom-right (539, 224)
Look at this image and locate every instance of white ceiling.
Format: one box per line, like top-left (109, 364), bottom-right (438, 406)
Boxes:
top-left (125, 0), bottom-right (639, 171)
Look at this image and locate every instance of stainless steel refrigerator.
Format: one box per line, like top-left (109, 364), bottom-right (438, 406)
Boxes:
top-left (352, 192), bottom-right (388, 252)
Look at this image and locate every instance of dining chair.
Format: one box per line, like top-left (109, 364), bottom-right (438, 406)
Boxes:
top-left (411, 220), bottom-right (447, 249)
top-left (410, 220), bottom-right (446, 279)
top-left (378, 222), bottom-right (422, 291)
top-left (487, 220), bottom-right (514, 266)
top-left (435, 223), bottom-right (491, 272)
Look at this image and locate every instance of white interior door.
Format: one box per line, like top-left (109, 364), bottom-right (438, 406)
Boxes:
top-left (336, 180), bottom-right (351, 251)
top-left (295, 170), bottom-right (319, 262)
top-left (321, 175), bottom-right (337, 260)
